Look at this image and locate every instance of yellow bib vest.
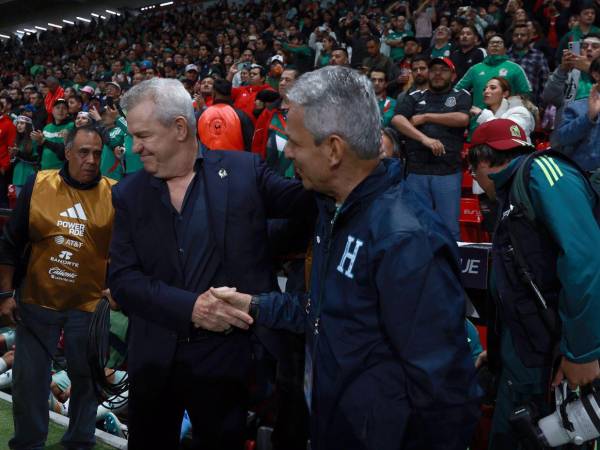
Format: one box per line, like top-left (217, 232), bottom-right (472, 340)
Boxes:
top-left (20, 170), bottom-right (116, 312)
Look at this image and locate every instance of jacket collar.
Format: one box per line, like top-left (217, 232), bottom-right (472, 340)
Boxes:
top-left (317, 158), bottom-right (403, 220)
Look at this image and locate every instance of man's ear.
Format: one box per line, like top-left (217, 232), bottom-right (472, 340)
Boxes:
top-left (326, 134), bottom-right (346, 169)
top-left (174, 116), bottom-right (190, 142)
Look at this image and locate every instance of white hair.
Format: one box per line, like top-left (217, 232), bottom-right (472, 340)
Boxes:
top-left (286, 66), bottom-right (381, 160)
top-left (121, 78), bottom-right (196, 136)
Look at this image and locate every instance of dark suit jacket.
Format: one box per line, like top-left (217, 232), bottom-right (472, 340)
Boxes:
top-left (108, 150), bottom-right (313, 390)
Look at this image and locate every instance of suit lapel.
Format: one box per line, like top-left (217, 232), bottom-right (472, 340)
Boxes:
top-left (202, 151), bottom-right (229, 256)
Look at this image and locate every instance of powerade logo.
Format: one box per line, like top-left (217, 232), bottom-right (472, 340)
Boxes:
top-left (56, 220), bottom-right (86, 237)
top-left (48, 266), bottom-right (77, 283)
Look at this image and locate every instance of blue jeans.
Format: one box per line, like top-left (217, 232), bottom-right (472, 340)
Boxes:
top-left (405, 172), bottom-right (462, 241)
top-left (9, 302), bottom-right (97, 450)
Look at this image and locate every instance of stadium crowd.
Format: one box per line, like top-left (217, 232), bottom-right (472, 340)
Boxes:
top-left (0, 0), bottom-right (598, 448)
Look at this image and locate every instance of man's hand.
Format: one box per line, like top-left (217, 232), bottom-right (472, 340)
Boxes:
top-left (30, 130), bottom-right (44, 145)
top-left (410, 114), bottom-right (428, 127)
top-left (0, 296), bottom-right (18, 326)
top-left (191, 288), bottom-right (253, 332)
top-left (552, 357), bottom-right (600, 389)
top-left (1, 350), bottom-right (14, 370)
top-left (588, 84), bottom-right (600, 121)
top-left (560, 50), bottom-right (576, 72)
top-left (210, 287), bottom-right (251, 314)
top-left (102, 289), bottom-right (120, 311)
top-left (421, 136), bottom-right (445, 156)
top-left (470, 106), bottom-right (482, 116)
top-left (475, 350), bottom-right (487, 369)
top-left (113, 146), bottom-right (125, 160)
top-left (193, 94), bottom-right (206, 111)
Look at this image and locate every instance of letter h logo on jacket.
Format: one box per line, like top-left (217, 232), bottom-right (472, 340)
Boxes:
top-left (337, 236), bottom-right (364, 279)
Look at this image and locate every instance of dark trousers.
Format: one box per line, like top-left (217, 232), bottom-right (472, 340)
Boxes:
top-left (128, 335), bottom-right (249, 450)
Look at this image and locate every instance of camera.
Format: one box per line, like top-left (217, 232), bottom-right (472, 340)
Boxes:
top-left (510, 381), bottom-right (600, 448)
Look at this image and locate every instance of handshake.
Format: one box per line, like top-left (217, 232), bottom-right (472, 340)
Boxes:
top-left (191, 287), bottom-right (254, 332)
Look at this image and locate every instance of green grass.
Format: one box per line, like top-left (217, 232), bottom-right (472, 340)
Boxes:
top-left (0, 397), bottom-right (117, 449)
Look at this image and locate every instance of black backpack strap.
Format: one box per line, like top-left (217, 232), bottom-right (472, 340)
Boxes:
top-left (503, 208), bottom-right (561, 338)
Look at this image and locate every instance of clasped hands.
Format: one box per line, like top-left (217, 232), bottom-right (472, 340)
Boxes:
top-left (191, 287), bottom-right (253, 332)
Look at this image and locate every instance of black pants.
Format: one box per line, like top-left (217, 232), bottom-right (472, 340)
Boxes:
top-left (128, 335), bottom-right (250, 450)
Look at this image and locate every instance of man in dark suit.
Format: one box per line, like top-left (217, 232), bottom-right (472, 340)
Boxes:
top-left (108, 78), bottom-right (313, 450)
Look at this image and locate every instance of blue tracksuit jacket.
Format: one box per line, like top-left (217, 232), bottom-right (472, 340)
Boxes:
top-left (255, 159), bottom-right (481, 450)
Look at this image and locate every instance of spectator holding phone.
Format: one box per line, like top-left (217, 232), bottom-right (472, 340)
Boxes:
top-left (555, 2), bottom-right (600, 62)
top-left (542, 32), bottom-right (600, 134)
top-left (555, 56), bottom-right (600, 171)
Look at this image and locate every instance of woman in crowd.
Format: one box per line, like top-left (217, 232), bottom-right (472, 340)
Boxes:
top-left (471, 76), bottom-right (536, 139)
top-left (10, 116), bottom-right (38, 196)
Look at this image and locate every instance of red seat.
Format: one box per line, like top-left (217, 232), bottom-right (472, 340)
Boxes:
top-left (459, 197), bottom-right (490, 242)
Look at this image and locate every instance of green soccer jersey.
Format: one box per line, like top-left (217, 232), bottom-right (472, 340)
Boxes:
top-left (116, 116), bottom-right (143, 174)
top-left (378, 97), bottom-right (397, 127)
top-left (455, 55), bottom-right (532, 109)
top-left (40, 121), bottom-right (74, 170)
top-left (430, 43), bottom-right (452, 59)
top-left (100, 125), bottom-right (126, 181)
top-left (265, 110), bottom-right (295, 178)
top-left (386, 30), bottom-right (413, 62)
top-left (12, 142), bottom-right (38, 186)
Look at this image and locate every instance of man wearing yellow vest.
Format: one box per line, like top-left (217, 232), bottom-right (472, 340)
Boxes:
top-left (0, 124), bottom-right (116, 450)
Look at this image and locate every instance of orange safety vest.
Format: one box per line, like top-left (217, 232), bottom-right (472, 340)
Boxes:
top-left (197, 104), bottom-right (245, 151)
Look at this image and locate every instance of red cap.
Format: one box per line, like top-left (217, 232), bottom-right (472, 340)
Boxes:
top-left (428, 57), bottom-right (456, 72)
top-left (471, 119), bottom-right (532, 150)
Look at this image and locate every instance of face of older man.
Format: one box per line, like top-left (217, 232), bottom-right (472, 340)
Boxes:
top-left (65, 130), bottom-right (102, 184)
top-left (127, 99), bottom-right (190, 178)
top-left (284, 104), bottom-right (331, 193)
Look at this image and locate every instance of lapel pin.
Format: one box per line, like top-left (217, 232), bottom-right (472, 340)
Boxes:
top-left (218, 168), bottom-right (228, 179)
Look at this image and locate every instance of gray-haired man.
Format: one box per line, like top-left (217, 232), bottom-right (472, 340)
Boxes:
top-left (211, 66), bottom-right (480, 450)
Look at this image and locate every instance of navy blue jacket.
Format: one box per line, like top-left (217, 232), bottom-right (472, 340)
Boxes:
top-left (108, 150), bottom-right (314, 388)
top-left (255, 160), bottom-right (480, 450)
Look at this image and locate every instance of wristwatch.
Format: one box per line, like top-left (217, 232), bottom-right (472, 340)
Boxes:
top-left (249, 295), bottom-right (261, 321)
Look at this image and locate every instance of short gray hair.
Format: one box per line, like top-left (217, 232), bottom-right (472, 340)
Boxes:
top-left (121, 78), bottom-right (196, 136)
top-left (286, 66), bottom-right (381, 159)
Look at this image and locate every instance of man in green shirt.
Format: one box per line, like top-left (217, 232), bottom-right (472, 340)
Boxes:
top-left (385, 15), bottom-right (413, 62)
top-left (468, 119), bottom-right (600, 449)
top-left (30, 99), bottom-right (74, 170)
top-left (115, 116), bottom-right (142, 175)
top-left (456, 35), bottom-right (532, 110)
top-left (556, 3), bottom-right (600, 63)
top-left (430, 25), bottom-right (452, 59)
top-left (370, 69), bottom-right (397, 127)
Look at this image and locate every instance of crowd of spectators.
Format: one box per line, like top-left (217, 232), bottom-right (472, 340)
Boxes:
top-left (0, 0), bottom-right (596, 209)
top-left (0, 0), bottom-right (599, 446)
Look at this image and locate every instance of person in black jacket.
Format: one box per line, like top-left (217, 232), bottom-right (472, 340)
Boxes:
top-left (211, 66), bottom-right (480, 450)
top-left (108, 77), bottom-right (314, 450)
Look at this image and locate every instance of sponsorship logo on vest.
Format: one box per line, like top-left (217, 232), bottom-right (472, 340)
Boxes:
top-left (49, 250), bottom-right (80, 269)
top-left (54, 235), bottom-right (84, 249)
top-left (56, 220), bottom-right (86, 237)
top-left (48, 266), bottom-right (78, 283)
